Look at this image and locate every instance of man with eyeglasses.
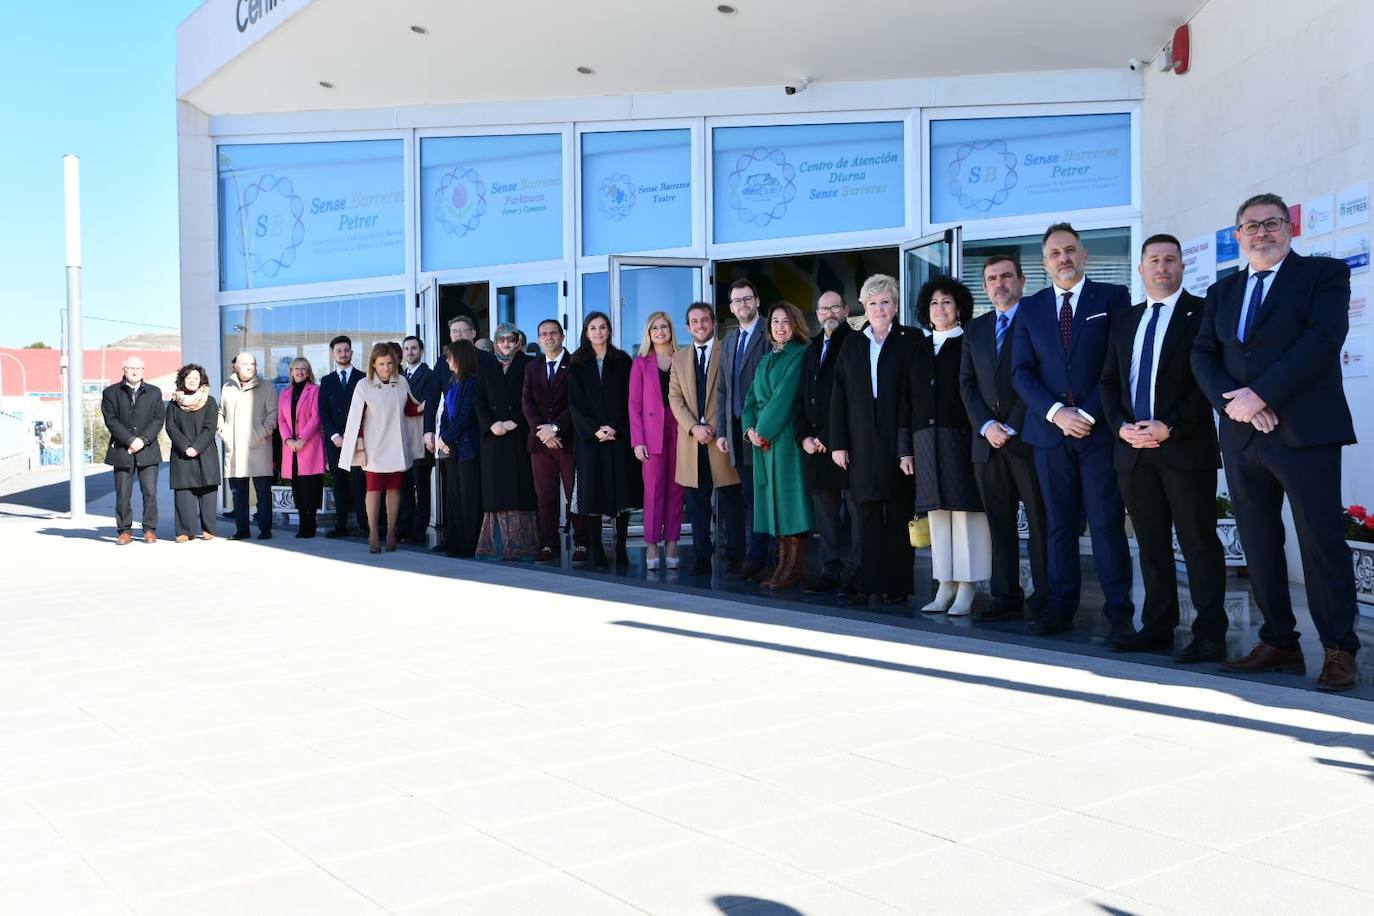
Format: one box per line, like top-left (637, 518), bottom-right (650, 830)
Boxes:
top-left (714, 278), bottom-right (771, 579)
top-left (796, 290), bottom-right (859, 594)
top-left (1192, 193), bottom-right (1359, 691)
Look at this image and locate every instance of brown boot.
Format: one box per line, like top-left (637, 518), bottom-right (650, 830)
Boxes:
top-left (1317, 649), bottom-right (1357, 692)
top-left (759, 537), bottom-right (788, 589)
top-left (770, 536), bottom-right (806, 590)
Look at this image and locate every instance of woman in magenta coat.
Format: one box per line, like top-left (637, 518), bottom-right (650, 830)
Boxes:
top-left (629, 310), bottom-right (685, 570)
top-left (278, 357), bottom-right (326, 538)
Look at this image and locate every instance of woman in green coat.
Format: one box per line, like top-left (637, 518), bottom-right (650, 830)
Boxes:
top-left (743, 300), bottom-right (813, 590)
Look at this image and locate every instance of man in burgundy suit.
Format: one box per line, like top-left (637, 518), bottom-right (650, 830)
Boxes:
top-left (523, 318), bottom-right (589, 563)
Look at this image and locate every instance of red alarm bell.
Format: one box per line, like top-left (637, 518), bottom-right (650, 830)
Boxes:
top-left (1171, 23), bottom-right (1191, 75)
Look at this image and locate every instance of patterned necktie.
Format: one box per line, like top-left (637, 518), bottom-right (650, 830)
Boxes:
top-left (820, 336), bottom-right (830, 364)
top-left (1058, 291), bottom-right (1074, 353)
top-left (995, 313), bottom-right (1009, 356)
top-left (1133, 303), bottom-right (1163, 421)
top-left (1239, 270), bottom-right (1273, 342)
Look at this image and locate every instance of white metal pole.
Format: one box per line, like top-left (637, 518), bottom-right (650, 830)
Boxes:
top-left (64, 155), bottom-right (86, 521)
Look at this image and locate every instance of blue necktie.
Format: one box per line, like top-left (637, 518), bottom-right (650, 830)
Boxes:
top-left (995, 313), bottom-right (1009, 356)
top-left (820, 336), bottom-right (829, 364)
top-left (733, 329), bottom-right (748, 415)
top-left (1239, 270), bottom-right (1272, 342)
top-left (1133, 303), bottom-right (1163, 421)
top-left (547, 360), bottom-right (555, 383)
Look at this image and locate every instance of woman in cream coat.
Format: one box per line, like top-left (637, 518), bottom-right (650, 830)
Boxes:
top-left (219, 352), bottom-right (279, 540)
top-left (340, 343), bottom-right (425, 553)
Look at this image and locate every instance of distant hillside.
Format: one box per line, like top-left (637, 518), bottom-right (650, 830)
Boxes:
top-left (106, 332), bottom-right (181, 351)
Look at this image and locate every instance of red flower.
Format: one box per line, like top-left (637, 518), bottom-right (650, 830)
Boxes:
top-left (1365, 517), bottom-right (1374, 531)
top-left (1350, 505), bottom-right (1369, 520)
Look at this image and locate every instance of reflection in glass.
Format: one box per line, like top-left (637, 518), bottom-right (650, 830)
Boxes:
top-left (581, 129), bottom-right (692, 256)
top-left (960, 227), bottom-right (1133, 317)
top-left (495, 283), bottom-right (560, 347)
top-left (615, 267), bottom-right (696, 354)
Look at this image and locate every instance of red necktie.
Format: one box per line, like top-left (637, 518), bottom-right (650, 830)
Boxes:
top-left (1058, 291), bottom-right (1073, 353)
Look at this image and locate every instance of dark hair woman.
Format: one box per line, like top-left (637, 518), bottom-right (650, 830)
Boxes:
top-left (166, 363), bottom-right (221, 541)
top-left (569, 311), bottom-right (643, 567)
top-left (436, 340), bottom-right (483, 557)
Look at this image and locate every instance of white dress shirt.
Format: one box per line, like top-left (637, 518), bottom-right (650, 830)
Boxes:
top-left (544, 349), bottom-right (566, 376)
top-left (863, 325), bottom-right (889, 398)
top-left (1236, 256), bottom-right (1286, 339)
top-left (1128, 287), bottom-right (1183, 420)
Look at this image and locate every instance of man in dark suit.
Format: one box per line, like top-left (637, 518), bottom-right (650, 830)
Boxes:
top-left (522, 318), bottom-right (589, 564)
top-left (101, 357), bottom-right (165, 544)
top-left (425, 314), bottom-right (480, 552)
top-left (1192, 193), bottom-right (1360, 691)
top-left (398, 335), bottom-right (434, 544)
top-left (318, 335), bottom-right (367, 538)
top-left (960, 255), bottom-right (1049, 622)
top-left (1011, 222), bottom-right (1134, 638)
top-left (714, 278), bottom-right (771, 579)
top-left (1101, 234), bottom-right (1227, 661)
top-left (830, 274), bottom-right (919, 608)
top-left (795, 290), bottom-right (859, 594)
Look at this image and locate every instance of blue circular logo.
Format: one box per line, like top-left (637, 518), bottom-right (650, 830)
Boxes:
top-left (435, 166), bottom-right (487, 237)
top-left (235, 172), bottom-right (305, 279)
top-left (728, 148), bottom-right (796, 227)
top-left (599, 173), bottom-right (636, 221)
top-left (947, 140), bottom-right (1018, 214)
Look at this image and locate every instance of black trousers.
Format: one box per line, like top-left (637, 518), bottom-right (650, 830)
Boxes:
top-left (325, 444), bottom-right (367, 533)
top-left (290, 474), bottom-right (324, 536)
top-left (728, 423), bottom-right (772, 565)
top-left (812, 486), bottom-right (859, 578)
top-left (856, 488), bottom-right (914, 597)
top-left (975, 441), bottom-right (1049, 615)
top-left (443, 457), bottom-right (483, 558)
top-left (1119, 459), bottom-right (1228, 641)
top-left (113, 465), bottom-right (159, 533)
top-left (1225, 438), bottom-right (1359, 654)
top-left (228, 475), bottom-right (273, 535)
top-left (399, 456), bottom-right (434, 542)
top-left (173, 486), bottom-right (216, 538)
top-left (685, 444), bottom-right (716, 559)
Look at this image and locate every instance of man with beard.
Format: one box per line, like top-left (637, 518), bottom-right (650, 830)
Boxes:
top-left (714, 279), bottom-right (771, 579)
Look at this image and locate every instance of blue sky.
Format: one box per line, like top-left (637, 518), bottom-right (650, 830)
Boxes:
top-left (0, 1), bottom-right (202, 349)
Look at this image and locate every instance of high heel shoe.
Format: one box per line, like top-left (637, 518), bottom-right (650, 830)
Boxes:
top-left (921, 581), bottom-right (957, 613)
top-left (645, 542), bottom-right (660, 571)
top-left (368, 532), bottom-right (381, 554)
top-left (665, 542), bottom-right (680, 570)
top-left (948, 582), bottom-right (977, 616)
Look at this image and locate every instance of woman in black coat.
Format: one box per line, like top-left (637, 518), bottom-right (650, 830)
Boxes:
top-left (473, 322), bottom-right (538, 560)
top-left (165, 363), bottom-right (221, 541)
top-left (900, 277), bottom-right (990, 615)
top-left (569, 311), bottom-right (643, 567)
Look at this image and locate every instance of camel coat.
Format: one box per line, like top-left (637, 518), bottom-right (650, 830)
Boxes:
top-left (338, 375), bottom-right (424, 473)
top-left (667, 341), bottom-right (740, 489)
top-left (219, 375), bottom-right (278, 478)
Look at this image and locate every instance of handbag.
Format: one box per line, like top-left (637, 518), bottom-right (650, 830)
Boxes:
top-left (908, 515), bottom-right (931, 548)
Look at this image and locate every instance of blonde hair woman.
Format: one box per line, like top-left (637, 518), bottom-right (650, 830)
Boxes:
top-left (277, 357), bottom-right (326, 538)
top-left (629, 310), bottom-right (684, 570)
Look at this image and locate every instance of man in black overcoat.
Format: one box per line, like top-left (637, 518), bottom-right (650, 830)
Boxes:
top-left (398, 335), bottom-right (434, 543)
top-left (101, 357), bottom-right (165, 544)
top-left (318, 335), bottom-right (367, 537)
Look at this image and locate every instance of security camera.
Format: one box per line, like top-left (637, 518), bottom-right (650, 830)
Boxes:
top-left (1126, 57), bottom-right (1141, 72)
top-left (784, 77), bottom-right (811, 96)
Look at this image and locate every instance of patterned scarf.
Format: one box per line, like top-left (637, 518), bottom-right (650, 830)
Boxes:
top-left (173, 387), bottom-right (209, 412)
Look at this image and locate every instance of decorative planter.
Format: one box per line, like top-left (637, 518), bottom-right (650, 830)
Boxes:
top-left (1350, 539), bottom-right (1374, 617)
top-left (1173, 518), bottom-right (1246, 568)
top-left (270, 485), bottom-right (336, 524)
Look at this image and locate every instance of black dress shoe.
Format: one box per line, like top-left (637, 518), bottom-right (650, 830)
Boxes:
top-left (729, 559), bottom-right (763, 582)
top-left (1175, 637), bottom-right (1226, 664)
top-left (229, 531), bottom-right (251, 541)
top-left (973, 605), bottom-right (1023, 622)
top-left (326, 528), bottom-right (348, 539)
top-left (843, 592), bottom-right (872, 607)
top-left (690, 558), bottom-right (713, 575)
top-left (257, 531), bottom-right (272, 541)
top-left (536, 547), bottom-right (557, 564)
top-left (1029, 615), bottom-right (1074, 635)
top-left (1110, 629), bottom-right (1173, 653)
top-left (804, 573), bottom-right (841, 595)
top-left (431, 544), bottom-right (448, 553)
top-left (881, 594), bottom-right (909, 607)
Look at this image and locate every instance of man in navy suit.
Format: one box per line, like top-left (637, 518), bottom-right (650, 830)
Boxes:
top-left (1011, 223), bottom-right (1134, 638)
top-left (1192, 193), bottom-right (1359, 692)
top-left (318, 334), bottom-right (367, 538)
top-left (398, 335), bottom-right (434, 544)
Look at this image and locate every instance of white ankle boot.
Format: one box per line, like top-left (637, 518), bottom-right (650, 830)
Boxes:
top-left (947, 582), bottom-right (977, 616)
top-left (922, 581), bottom-right (957, 613)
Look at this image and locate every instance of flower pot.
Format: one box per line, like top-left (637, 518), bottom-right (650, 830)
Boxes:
top-left (1350, 539), bottom-right (1374, 617)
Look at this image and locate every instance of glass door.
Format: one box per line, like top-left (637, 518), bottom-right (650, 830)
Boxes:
top-left (608, 256), bottom-right (712, 352)
top-left (490, 275), bottom-right (567, 354)
top-left (899, 227), bottom-right (961, 326)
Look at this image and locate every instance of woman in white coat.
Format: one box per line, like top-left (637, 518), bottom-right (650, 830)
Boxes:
top-left (219, 352), bottom-right (279, 540)
top-left (340, 343), bottom-right (425, 553)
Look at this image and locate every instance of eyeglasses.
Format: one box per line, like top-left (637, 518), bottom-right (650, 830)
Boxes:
top-left (729, 295), bottom-right (756, 306)
top-left (1237, 217), bottom-right (1289, 236)
top-left (816, 304), bottom-right (847, 314)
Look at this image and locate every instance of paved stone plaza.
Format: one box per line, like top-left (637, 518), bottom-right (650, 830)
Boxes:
top-left (3, 491), bottom-right (1374, 914)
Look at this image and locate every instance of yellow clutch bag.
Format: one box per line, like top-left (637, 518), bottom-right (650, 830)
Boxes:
top-left (908, 515), bottom-right (931, 548)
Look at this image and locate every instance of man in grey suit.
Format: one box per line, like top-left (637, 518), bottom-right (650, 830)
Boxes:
top-left (714, 278), bottom-right (771, 579)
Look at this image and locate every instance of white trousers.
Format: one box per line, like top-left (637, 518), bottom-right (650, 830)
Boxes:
top-left (929, 509), bottom-right (992, 582)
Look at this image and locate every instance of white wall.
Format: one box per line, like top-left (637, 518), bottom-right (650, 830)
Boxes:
top-left (1141, 0), bottom-right (1373, 518)
top-left (177, 101), bottom-right (220, 383)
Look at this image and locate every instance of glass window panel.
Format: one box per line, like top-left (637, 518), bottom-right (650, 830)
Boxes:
top-left (581, 129), bottom-right (692, 256)
top-left (420, 133), bottom-right (563, 271)
top-left (616, 267), bottom-right (695, 354)
top-left (219, 291), bottom-right (407, 390)
top-left (712, 121), bottom-right (905, 245)
top-left (961, 227), bottom-right (1133, 318)
top-left (494, 282), bottom-right (559, 344)
top-left (582, 271), bottom-right (609, 319)
top-left (217, 140), bottom-right (404, 291)
top-left (929, 113), bottom-right (1132, 224)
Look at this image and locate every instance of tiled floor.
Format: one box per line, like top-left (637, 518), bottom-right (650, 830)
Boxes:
top-left (3, 475), bottom-right (1374, 913)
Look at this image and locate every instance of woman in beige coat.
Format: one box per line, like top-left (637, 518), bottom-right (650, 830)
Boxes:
top-left (340, 343), bottom-right (424, 553)
top-left (219, 352), bottom-right (279, 540)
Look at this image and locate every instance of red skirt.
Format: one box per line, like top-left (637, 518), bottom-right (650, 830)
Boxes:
top-left (365, 470), bottom-right (406, 491)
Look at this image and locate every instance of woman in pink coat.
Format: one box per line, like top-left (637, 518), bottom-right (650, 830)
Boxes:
top-left (629, 310), bottom-right (685, 570)
top-left (278, 357), bottom-right (326, 538)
